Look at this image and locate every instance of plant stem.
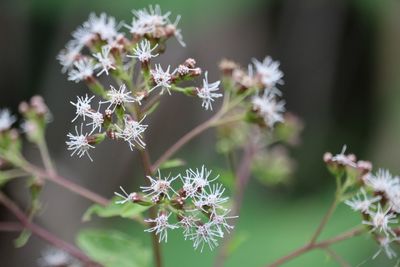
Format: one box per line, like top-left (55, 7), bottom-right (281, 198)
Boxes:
top-left (266, 226), bottom-right (365, 267)
top-left (214, 142), bottom-right (257, 267)
top-left (37, 138), bottom-right (56, 175)
top-left (0, 221), bottom-right (23, 232)
top-left (21, 163), bottom-right (109, 206)
top-left (139, 149), bottom-right (163, 267)
top-left (0, 192), bottom-right (100, 266)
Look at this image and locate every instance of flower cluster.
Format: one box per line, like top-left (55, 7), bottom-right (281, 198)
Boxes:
top-left (37, 247), bottom-right (81, 267)
top-left (326, 147), bottom-right (400, 260)
top-left (115, 166), bottom-right (237, 252)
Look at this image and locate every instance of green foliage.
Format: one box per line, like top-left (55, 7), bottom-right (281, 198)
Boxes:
top-left (77, 229), bottom-right (151, 267)
top-left (83, 197), bottom-right (150, 221)
top-left (14, 229), bottom-right (31, 248)
top-left (159, 158), bottom-right (186, 170)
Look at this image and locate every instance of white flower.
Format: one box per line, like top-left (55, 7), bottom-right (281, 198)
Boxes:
top-left (71, 26), bottom-right (95, 48)
top-left (145, 212), bottom-right (178, 243)
top-left (210, 209), bottom-right (237, 236)
top-left (101, 84), bottom-right (140, 111)
top-left (66, 124), bottom-right (94, 161)
top-left (183, 166), bottom-right (218, 197)
top-left (140, 170), bottom-right (178, 199)
top-left (115, 116), bottom-right (147, 150)
top-left (199, 183), bottom-right (229, 212)
top-left (57, 41), bottom-right (81, 73)
top-left (197, 72), bottom-right (223, 111)
top-left (364, 169), bottom-right (400, 196)
top-left (252, 90), bottom-right (285, 128)
top-left (70, 94), bottom-right (94, 122)
top-left (93, 45), bottom-right (116, 76)
top-left (186, 223), bottom-right (221, 252)
top-left (37, 247), bottom-right (75, 267)
top-left (252, 56), bottom-right (284, 89)
top-left (128, 39), bottom-right (159, 62)
top-left (86, 107), bottom-right (104, 134)
top-left (0, 109), bottom-right (16, 131)
top-left (125, 5), bottom-right (185, 46)
top-left (67, 58), bottom-right (98, 83)
top-left (387, 187), bottom-right (400, 213)
top-left (331, 145), bottom-right (357, 167)
top-left (344, 188), bottom-right (381, 213)
top-left (363, 204), bottom-right (398, 237)
top-left (373, 236), bottom-right (399, 259)
top-left (150, 64), bottom-right (173, 95)
top-left (179, 216), bottom-right (199, 238)
top-left (84, 13), bottom-right (119, 43)
top-left (114, 186), bottom-right (138, 204)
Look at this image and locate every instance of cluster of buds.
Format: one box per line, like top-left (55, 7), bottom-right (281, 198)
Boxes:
top-left (115, 166), bottom-right (237, 252)
top-left (325, 146), bottom-right (400, 260)
top-left (219, 56), bottom-right (286, 129)
top-left (59, 6), bottom-right (227, 161)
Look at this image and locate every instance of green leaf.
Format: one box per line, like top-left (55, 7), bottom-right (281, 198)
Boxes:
top-left (159, 158), bottom-right (186, 170)
top-left (14, 229), bottom-right (31, 248)
top-left (82, 197), bottom-right (150, 222)
top-left (77, 229), bottom-right (151, 267)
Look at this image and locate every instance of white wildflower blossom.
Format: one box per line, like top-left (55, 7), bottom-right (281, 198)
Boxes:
top-left (252, 56), bottom-right (284, 89)
top-left (364, 169), bottom-right (400, 196)
top-left (179, 215), bottom-right (199, 237)
top-left (0, 109), bottom-right (16, 131)
top-left (70, 94), bottom-right (94, 122)
top-left (184, 165), bottom-right (218, 195)
top-left (128, 39), bottom-right (159, 62)
top-left (363, 204), bottom-right (398, 237)
top-left (86, 105), bottom-right (104, 134)
top-left (388, 187), bottom-right (400, 213)
top-left (125, 5), bottom-right (185, 46)
top-left (115, 116), bottom-right (147, 150)
top-left (151, 64), bottom-right (173, 95)
top-left (197, 72), bottom-right (223, 111)
top-left (344, 188), bottom-right (381, 213)
top-left (140, 170), bottom-right (178, 199)
top-left (57, 41), bottom-right (81, 73)
top-left (187, 223), bottom-right (221, 252)
top-left (145, 212), bottom-right (178, 243)
top-left (93, 45), bottom-right (116, 76)
top-left (373, 237), bottom-right (399, 259)
top-left (114, 186), bottom-right (137, 204)
top-left (66, 124), bottom-right (94, 161)
top-left (101, 84), bottom-right (140, 111)
top-left (37, 247), bottom-right (76, 267)
top-left (84, 13), bottom-right (119, 43)
top-left (67, 58), bottom-right (98, 83)
top-left (210, 209), bottom-right (237, 236)
top-left (331, 145), bottom-right (357, 167)
top-left (252, 90), bottom-right (285, 128)
top-left (71, 26), bottom-right (95, 48)
top-left (200, 183), bottom-right (229, 212)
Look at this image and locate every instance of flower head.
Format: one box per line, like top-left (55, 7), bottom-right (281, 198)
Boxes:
top-left (68, 58), bottom-right (98, 83)
top-left (145, 212), bottom-right (178, 243)
top-left (37, 247), bottom-right (76, 267)
top-left (115, 116), bottom-right (147, 150)
top-left (344, 188), bottom-right (381, 213)
top-left (93, 45), bottom-right (116, 76)
top-left (197, 72), bottom-right (223, 111)
top-left (182, 165), bottom-right (218, 198)
top-left (114, 186), bottom-right (138, 204)
top-left (197, 183), bottom-right (229, 213)
top-left (101, 84), bottom-right (140, 111)
top-left (363, 204), bottom-right (398, 237)
top-left (84, 13), bottom-right (119, 43)
top-left (86, 104), bottom-right (104, 134)
top-left (252, 56), bottom-right (284, 89)
top-left (128, 39), bottom-right (159, 63)
top-left (252, 90), bottom-right (285, 128)
top-left (151, 64), bottom-right (173, 95)
top-left (364, 169), bottom-right (400, 196)
top-left (66, 124), bottom-right (94, 161)
top-left (373, 236), bottom-right (399, 259)
top-left (0, 109), bottom-right (16, 132)
top-left (57, 41), bottom-right (81, 73)
top-left (210, 209), bottom-right (237, 236)
top-left (70, 94), bottom-right (94, 122)
top-left (186, 223), bottom-right (221, 252)
top-left (140, 170), bottom-right (178, 200)
top-left (330, 145), bottom-right (357, 168)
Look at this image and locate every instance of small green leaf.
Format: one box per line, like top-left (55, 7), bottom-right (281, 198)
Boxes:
top-left (77, 229), bottom-right (151, 267)
top-left (159, 158), bottom-right (186, 170)
top-left (14, 229), bottom-right (31, 248)
top-left (83, 197), bottom-right (150, 222)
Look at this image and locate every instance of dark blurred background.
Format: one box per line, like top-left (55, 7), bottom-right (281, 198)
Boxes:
top-left (1, 0), bottom-right (400, 266)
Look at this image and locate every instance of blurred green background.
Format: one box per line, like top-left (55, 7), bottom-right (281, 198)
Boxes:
top-left (1, 0), bottom-right (400, 266)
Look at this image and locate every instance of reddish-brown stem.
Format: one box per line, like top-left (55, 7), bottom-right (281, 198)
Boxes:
top-left (214, 143), bottom-right (258, 267)
top-left (0, 221), bottom-right (23, 232)
top-left (139, 149), bottom-right (163, 267)
top-left (0, 192), bottom-right (100, 266)
top-left (22, 164), bottom-right (109, 207)
top-left (151, 113), bottom-right (222, 173)
top-left (266, 227), bottom-right (365, 267)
